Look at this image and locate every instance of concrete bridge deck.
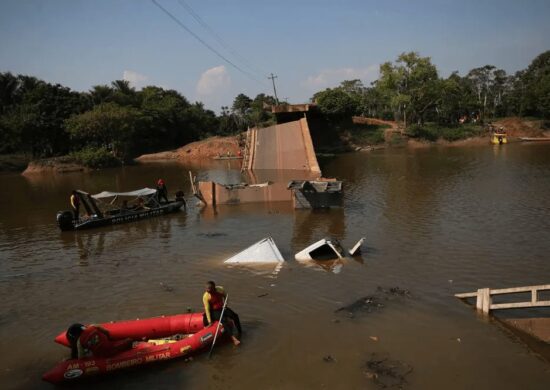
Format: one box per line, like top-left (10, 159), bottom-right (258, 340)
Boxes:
top-left (243, 118), bottom-right (321, 174)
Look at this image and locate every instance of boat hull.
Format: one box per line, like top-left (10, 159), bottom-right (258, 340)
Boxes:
top-left (43, 324), bottom-right (223, 384)
top-left (58, 201), bottom-right (184, 231)
top-left (43, 313), bottom-right (224, 384)
top-left (54, 313), bottom-right (205, 346)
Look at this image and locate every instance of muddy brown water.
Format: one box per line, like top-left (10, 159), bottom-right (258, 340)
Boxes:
top-left (1, 144), bottom-right (550, 389)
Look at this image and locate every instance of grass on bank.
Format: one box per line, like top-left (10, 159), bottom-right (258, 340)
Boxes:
top-left (407, 123), bottom-right (484, 142)
top-left (348, 123), bottom-right (390, 145)
top-left (69, 147), bottom-right (121, 169)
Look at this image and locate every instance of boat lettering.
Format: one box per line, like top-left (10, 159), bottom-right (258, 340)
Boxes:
top-left (67, 363), bottom-right (80, 370)
top-left (145, 351), bottom-right (171, 362)
top-left (84, 360), bottom-right (96, 367)
top-left (200, 332), bottom-right (213, 343)
top-left (85, 366), bottom-right (100, 374)
top-left (111, 210), bottom-right (164, 224)
top-left (63, 368), bottom-right (83, 379)
top-left (106, 358), bottom-right (143, 371)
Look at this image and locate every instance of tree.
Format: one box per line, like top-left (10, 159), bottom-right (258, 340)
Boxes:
top-left (375, 52), bottom-right (440, 126)
top-left (89, 85), bottom-right (115, 106)
top-left (518, 50), bottom-right (550, 118)
top-left (232, 93), bottom-right (252, 116)
top-left (466, 65), bottom-right (501, 122)
top-left (65, 103), bottom-right (145, 160)
top-left (313, 87), bottom-right (360, 119)
top-left (111, 80), bottom-right (138, 107)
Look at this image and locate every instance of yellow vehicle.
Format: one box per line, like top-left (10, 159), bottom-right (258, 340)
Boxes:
top-left (491, 131), bottom-right (507, 144)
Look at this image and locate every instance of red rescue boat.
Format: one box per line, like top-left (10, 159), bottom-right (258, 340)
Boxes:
top-left (43, 313), bottom-right (226, 384)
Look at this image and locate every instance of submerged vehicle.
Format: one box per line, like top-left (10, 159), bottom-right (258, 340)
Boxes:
top-left (295, 237), bottom-right (366, 261)
top-left (224, 237), bottom-right (285, 264)
top-left (42, 313), bottom-right (227, 384)
top-left (56, 188), bottom-right (185, 231)
top-left (491, 132), bottom-right (508, 144)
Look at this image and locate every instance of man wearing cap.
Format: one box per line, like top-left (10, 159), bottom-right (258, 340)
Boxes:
top-left (156, 179), bottom-right (169, 203)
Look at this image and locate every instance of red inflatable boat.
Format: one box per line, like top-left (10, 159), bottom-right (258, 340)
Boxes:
top-left (42, 313), bottom-right (226, 384)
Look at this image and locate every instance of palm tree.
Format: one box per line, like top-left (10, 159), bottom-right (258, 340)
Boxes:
top-left (89, 85), bottom-right (114, 105)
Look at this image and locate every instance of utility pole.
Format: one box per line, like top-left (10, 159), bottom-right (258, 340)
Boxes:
top-left (268, 73), bottom-right (279, 105)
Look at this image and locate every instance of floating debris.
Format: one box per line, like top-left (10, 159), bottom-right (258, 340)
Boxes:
top-left (323, 355), bottom-right (336, 363)
top-left (364, 353), bottom-right (413, 388)
top-left (348, 237), bottom-right (366, 256)
top-left (197, 232), bottom-right (228, 238)
top-left (335, 287), bottom-right (411, 316)
top-left (295, 237), bottom-right (365, 261)
top-left (224, 237), bottom-right (284, 264)
top-left (295, 238), bottom-right (345, 261)
top-left (160, 282), bottom-right (174, 292)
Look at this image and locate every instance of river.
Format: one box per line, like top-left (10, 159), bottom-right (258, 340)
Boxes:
top-left (1, 143), bottom-right (549, 389)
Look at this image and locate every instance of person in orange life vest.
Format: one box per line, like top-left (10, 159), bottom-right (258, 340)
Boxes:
top-left (65, 323), bottom-right (133, 359)
top-left (156, 179), bottom-right (168, 203)
top-left (203, 281), bottom-right (242, 346)
top-left (70, 190), bottom-right (80, 221)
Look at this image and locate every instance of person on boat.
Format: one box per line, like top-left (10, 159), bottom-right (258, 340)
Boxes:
top-left (156, 179), bottom-right (169, 204)
top-left (66, 323), bottom-right (133, 359)
top-left (70, 190), bottom-right (80, 221)
top-left (175, 190), bottom-right (187, 210)
top-left (203, 281), bottom-right (242, 346)
top-left (120, 199), bottom-right (131, 214)
top-left (133, 197), bottom-right (149, 211)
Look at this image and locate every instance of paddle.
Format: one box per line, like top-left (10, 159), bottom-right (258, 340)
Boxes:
top-left (208, 293), bottom-right (228, 359)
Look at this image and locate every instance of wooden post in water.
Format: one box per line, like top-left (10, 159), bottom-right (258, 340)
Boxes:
top-left (475, 288), bottom-right (491, 314)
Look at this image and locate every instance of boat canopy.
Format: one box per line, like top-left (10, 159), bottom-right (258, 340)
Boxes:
top-left (92, 188), bottom-right (157, 199)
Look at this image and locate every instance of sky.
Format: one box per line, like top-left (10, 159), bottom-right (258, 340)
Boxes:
top-left (1, 0), bottom-right (549, 111)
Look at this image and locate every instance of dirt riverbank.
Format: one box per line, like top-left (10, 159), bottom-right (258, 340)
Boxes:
top-left (9, 117), bottom-right (548, 174)
top-left (136, 135), bottom-right (241, 162)
top-left (22, 156), bottom-right (89, 175)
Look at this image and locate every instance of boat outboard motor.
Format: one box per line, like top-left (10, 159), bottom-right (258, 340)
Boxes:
top-left (56, 211), bottom-right (74, 231)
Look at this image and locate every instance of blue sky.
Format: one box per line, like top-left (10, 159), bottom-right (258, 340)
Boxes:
top-left (1, 0), bottom-right (549, 111)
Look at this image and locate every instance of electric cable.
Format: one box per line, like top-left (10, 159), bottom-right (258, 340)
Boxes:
top-left (151, 0), bottom-right (267, 87)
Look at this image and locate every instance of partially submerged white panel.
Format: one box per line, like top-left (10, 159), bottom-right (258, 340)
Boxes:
top-left (295, 238), bottom-right (345, 261)
top-left (92, 188), bottom-right (157, 199)
top-left (224, 237), bottom-right (285, 264)
top-left (348, 237), bottom-right (366, 256)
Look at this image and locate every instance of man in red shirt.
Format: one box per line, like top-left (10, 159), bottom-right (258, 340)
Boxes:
top-left (203, 281), bottom-right (242, 346)
top-left (66, 323), bottom-right (133, 359)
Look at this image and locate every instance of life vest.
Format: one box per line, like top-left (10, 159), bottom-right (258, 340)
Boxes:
top-left (79, 326), bottom-right (112, 357)
top-left (209, 289), bottom-right (225, 311)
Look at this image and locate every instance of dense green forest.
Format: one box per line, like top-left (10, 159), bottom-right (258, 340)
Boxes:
top-left (0, 74), bottom-right (275, 166)
top-left (0, 50), bottom-right (548, 167)
top-left (314, 50), bottom-right (550, 125)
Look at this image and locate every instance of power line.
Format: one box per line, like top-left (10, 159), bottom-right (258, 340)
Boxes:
top-left (177, 0), bottom-right (267, 78)
top-left (151, 0), bottom-right (266, 87)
